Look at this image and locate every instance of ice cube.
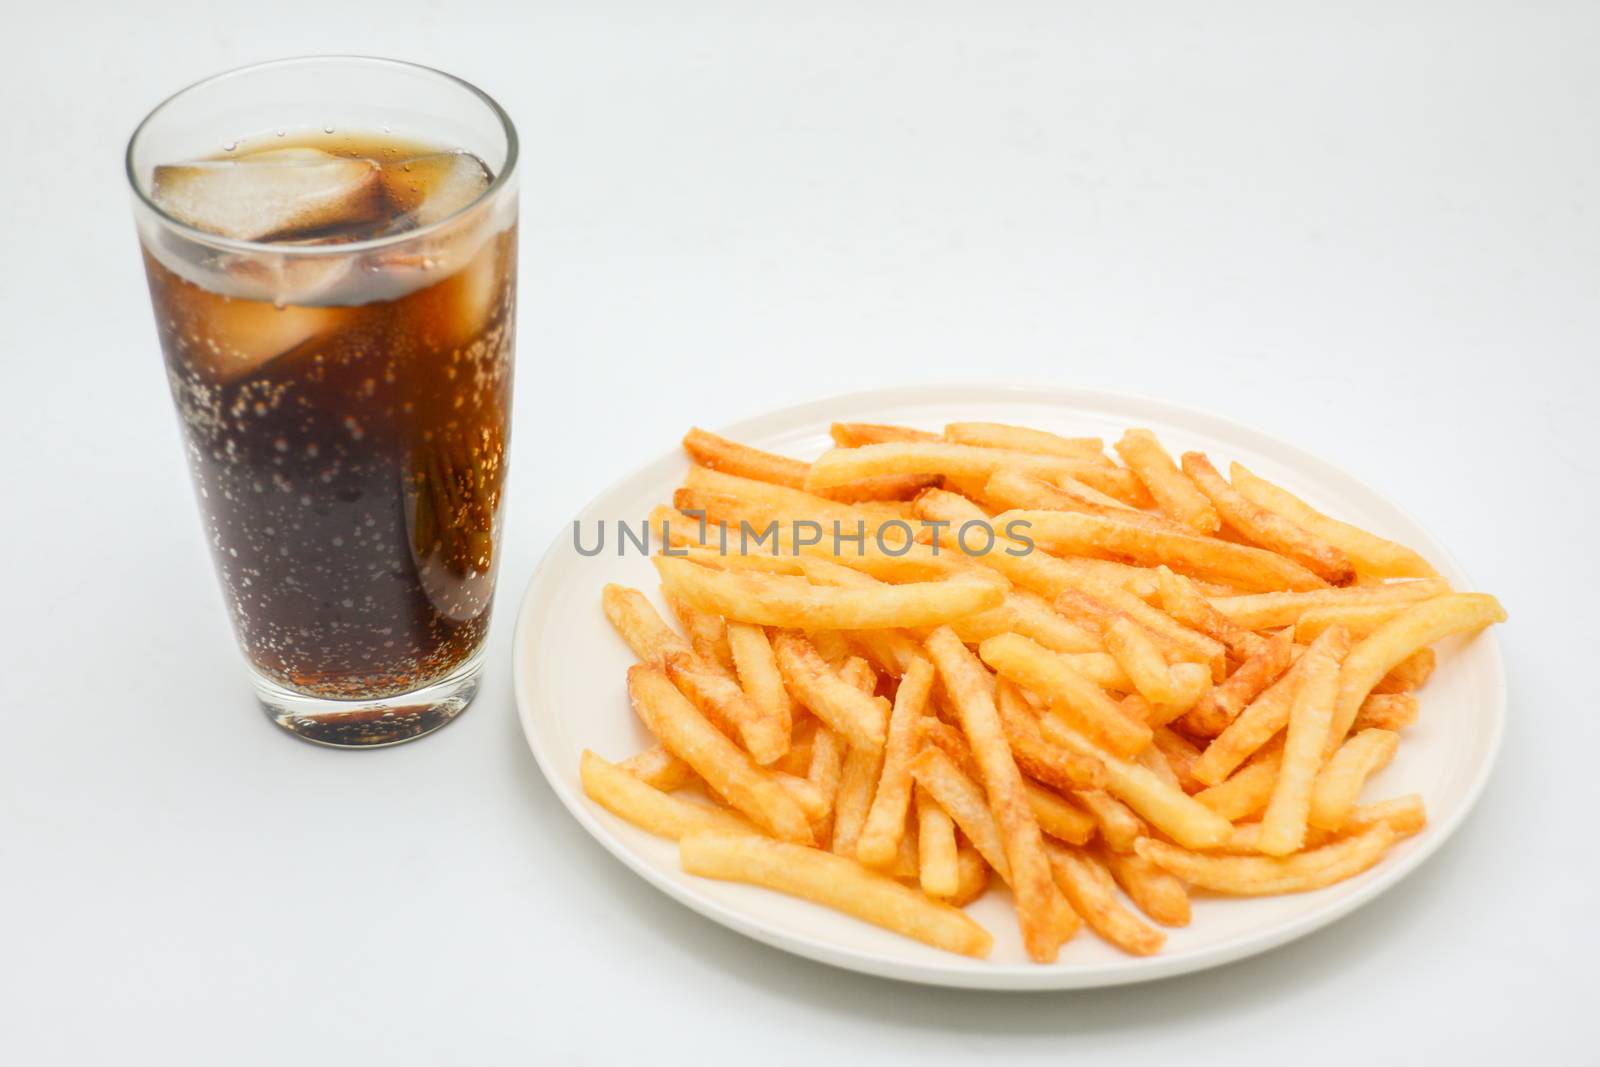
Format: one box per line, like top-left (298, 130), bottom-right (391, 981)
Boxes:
top-left (187, 293), bottom-right (343, 384)
top-left (381, 152), bottom-right (493, 228)
top-left (152, 148), bottom-right (385, 242)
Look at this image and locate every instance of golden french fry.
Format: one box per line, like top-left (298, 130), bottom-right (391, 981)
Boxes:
top-left (830, 421), bottom-right (939, 446)
top-left (1352, 693), bottom-right (1419, 732)
top-left (1135, 825), bottom-right (1395, 894)
top-left (994, 679), bottom-right (1107, 790)
top-left (683, 427), bottom-right (810, 488)
top-left (1189, 627), bottom-right (1350, 786)
top-left (684, 464), bottom-right (914, 524)
top-left (1155, 565), bottom-right (1267, 659)
top-left (947, 592), bottom-right (1105, 656)
top-left (1182, 629), bottom-right (1298, 738)
top-left (1180, 452), bottom-right (1354, 585)
top-left (807, 441), bottom-right (1150, 504)
top-left (857, 658), bottom-right (936, 867)
top-left (925, 627), bottom-right (1062, 963)
top-left (1257, 631), bottom-right (1344, 855)
top-left (618, 744), bottom-right (694, 791)
top-left (948, 844), bottom-right (990, 908)
top-left (1207, 579), bottom-right (1450, 629)
top-left (1103, 615), bottom-right (1183, 708)
top-left (626, 666), bottom-right (812, 843)
top-left (1113, 429), bottom-right (1221, 533)
top-left (679, 830), bottom-right (994, 957)
top-left (1373, 647), bottom-right (1436, 694)
top-left (1345, 794), bottom-right (1426, 837)
top-left (806, 724), bottom-right (845, 838)
top-left (1327, 594), bottom-right (1506, 752)
top-left (1024, 782), bottom-right (1097, 845)
top-left (1073, 790), bottom-right (1146, 851)
top-left (1050, 572), bottom-right (1225, 668)
top-left (1295, 601), bottom-right (1412, 643)
top-left (1309, 729), bottom-right (1400, 830)
top-left (657, 555), bottom-right (1002, 630)
top-left (995, 509), bottom-right (1325, 593)
top-left (726, 621), bottom-right (793, 733)
top-left (910, 747), bottom-right (1010, 880)
top-left (1229, 462), bottom-right (1437, 579)
top-left (773, 633), bottom-right (890, 752)
top-left (581, 750), bottom-right (752, 839)
top-left (982, 468), bottom-right (1188, 536)
top-left (1194, 752), bottom-right (1281, 822)
top-left (664, 590), bottom-right (736, 673)
top-left (831, 745), bottom-right (881, 857)
top-left (1102, 848), bottom-right (1191, 927)
top-left (1045, 844), bottom-right (1165, 956)
top-left (602, 583), bottom-right (693, 665)
top-left (915, 785), bottom-right (960, 897)
top-left (1037, 711), bottom-right (1234, 849)
top-left (1150, 726), bottom-right (1204, 794)
top-left (944, 422), bottom-right (1106, 459)
top-left (663, 647), bottom-right (789, 765)
top-left (979, 633), bottom-right (1154, 757)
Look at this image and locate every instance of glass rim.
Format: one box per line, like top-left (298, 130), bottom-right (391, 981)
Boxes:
top-left (125, 54), bottom-right (519, 258)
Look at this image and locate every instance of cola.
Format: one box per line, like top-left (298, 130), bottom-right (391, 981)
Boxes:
top-left (140, 133), bottom-right (516, 701)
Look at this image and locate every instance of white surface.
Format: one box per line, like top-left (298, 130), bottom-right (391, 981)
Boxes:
top-left (0, 0), bottom-right (1593, 1061)
top-left (514, 384), bottom-right (1507, 988)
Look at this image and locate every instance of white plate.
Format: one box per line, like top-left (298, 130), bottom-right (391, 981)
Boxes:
top-left (511, 384), bottom-right (1505, 990)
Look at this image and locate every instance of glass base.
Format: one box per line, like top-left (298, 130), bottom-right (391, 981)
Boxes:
top-left (254, 649), bottom-right (483, 748)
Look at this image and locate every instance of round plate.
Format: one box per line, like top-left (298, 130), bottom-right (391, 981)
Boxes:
top-left (511, 384), bottom-right (1505, 990)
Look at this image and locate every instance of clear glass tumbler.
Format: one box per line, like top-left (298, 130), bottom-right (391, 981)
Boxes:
top-left (126, 57), bottom-right (518, 746)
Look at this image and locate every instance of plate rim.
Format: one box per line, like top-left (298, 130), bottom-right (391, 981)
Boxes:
top-left (511, 382), bottom-right (1506, 990)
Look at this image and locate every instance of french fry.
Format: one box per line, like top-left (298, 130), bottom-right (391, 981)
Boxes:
top-left (1374, 647), bottom-right (1435, 694)
top-left (1072, 790), bottom-right (1146, 851)
top-left (774, 633), bottom-right (890, 752)
top-left (657, 555), bottom-right (1002, 630)
top-left (915, 786), bottom-right (960, 897)
top-left (857, 658), bottom-right (936, 867)
top-left (1037, 712), bottom-right (1234, 849)
top-left (1181, 629), bottom-right (1297, 738)
top-left (807, 441), bottom-right (1150, 505)
top-left (618, 744), bottom-right (695, 791)
top-left (1256, 631), bottom-right (1344, 855)
top-left (581, 750), bottom-right (753, 839)
top-left (1045, 844), bottom-right (1166, 956)
top-left (1180, 452), bottom-right (1355, 585)
top-left (925, 627), bottom-right (1062, 962)
top-left (1104, 615), bottom-right (1184, 708)
top-left (1114, 429), bottom-right (1220, 533)
top-left (1309, 729), bottom-right (1401, 830)
top-left (680, 830), bottom-right (994, 957)
top-left (1207, 579), bottom-right (1450, 630)
top-left (994, 679), bottom-right (1107, 791)
top-left (602, 584), bottom-right (693, 665)
top-left (982, 468), bottom-right (1188, 536)
top-left (830, 421), bottom-right (940, 446)
top-left (1327, 594), bottom-right (1506, 752)
top-left (831, 745), bottom-right (882, 857)
top-left (1189, 626), bottom-right (1351, 785)
top-left (1135, 825), bottom-right (1395, 895)
top-left (806, 725), bottom-right (845, 838)
top-left (948, 844), bottom-right (991, 908)
top-left (1194, 753), bottom-right (1281, 822)
top-left (996, 509), bottom-right (1325, 593)
top-left (664, 591), bottom-right (735, 673)
top-left (944, 422), bottom-right (1106, 460)
top-left (683, 427), bottom-right (810, 488)
top-left (684, 464), bottom-right (914, 525)
top-left (979, 633), bottom-right (1154, 757)
top-left (726, 622), bottom-right (794, 736)
top-left (1345, 794), bottom-right (1426, 837)
top-left (1150, 727), bottom-right (1204, 794)
top-left (809, 630), bottom-right (854, 665)
top-left (1155, 566), bottom-right (1267, 659)
top-left (1229, 462), bottom-right (1437, 579)
top-left (663, 647), bottom-right (790, 765)
top-left (1024, 782), bottom-right (1097, 845)
top-left (1049, 570), bottom-right (1225, 667)
top-left (910, 747), bottom-right (1010, 879)
top-left (1102, 848), bottom-right (1191, 927)
top-left (1352, 693), bottom-right (1419, 732)
top-left (1295, 601), bottom-right (1412, 643)
top-left (627, 666), bottom-right (813, 843)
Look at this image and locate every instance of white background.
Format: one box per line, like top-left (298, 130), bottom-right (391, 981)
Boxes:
top-left (1, 1), bottom-right (1593, 1062)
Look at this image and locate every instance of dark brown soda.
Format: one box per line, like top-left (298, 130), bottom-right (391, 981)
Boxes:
top-left (143, 133), bottom-right (515, 699)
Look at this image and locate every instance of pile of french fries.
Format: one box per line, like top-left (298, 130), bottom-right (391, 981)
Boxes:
top-left (579, 421), bottom-right (1506, 961)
